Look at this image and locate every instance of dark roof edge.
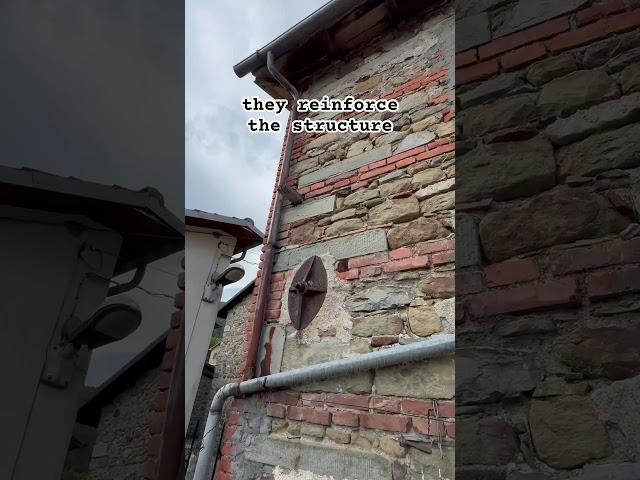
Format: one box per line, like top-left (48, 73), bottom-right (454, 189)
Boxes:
top-left (233, 0), bottom-right (369, 78)
top-left (185, 209), bottom-right (264, 238)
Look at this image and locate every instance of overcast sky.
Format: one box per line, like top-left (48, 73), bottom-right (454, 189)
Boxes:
top-left (186, 0), bottom-right (328, 300)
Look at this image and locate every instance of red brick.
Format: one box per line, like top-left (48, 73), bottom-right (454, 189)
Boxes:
top-left (264, 391), bottom-right (299, 406)
top-left (267, 299), bottom-right (282, 310)
top-left (382, 255), bottom-right (430, 273)
top-left (220, 442), bottom-right (236, 457)
top-left (456, 59), bottom-right (499, 85)
top-left (305, 184), bottom-right (334, 198)
top-left (427, 138), bottom-right (452, 149)
top-left (361, 413), bottom-right (411, 432)
top-left (443, 111), bottom-right (455, 122)
top-left (223, 426), bottom-right (237, 441)
top-left (371, 396), bottom-right (402, 413)
top-left (401, 398), bottom-right (432, 416)
top-left (348, 252), bottom-right (389, 269)
top-left (479, 17), bottom-right (569, 59)
top-left (456, 49), bottom-right (477, 67)
top-left (429, 94), bottom-right (449, 106)
top-left (332, 410), bottom-right (360, 427)
top-left (325, 393), bottom-right (370, 410)
top-left (389, 247), bottom-right (412, 260)
top-left (265, 309), bottom-right (281, 320)
top-left (467, 277), bottom-right (580, 318)
top-left (432, 250), bottom-right (454, 266)
top-left (394, 156), bottom-right (417, 168)
top-left (548, 10), bottom-right (640, 53)
top-left (445, 421), bottom-right (456, 439)
top-left (457, 271), bottom-right (484, 295)
top-left (437, 400), bottom-right (455, 418)
top-left (218, 456), bottom-right (233, 473)
top-left (359, 163), bottom-right (396, 181)
top-left (266, 404), bottom-right (286, 418)
top-left (287, 406), bottom-right (331, 426)
top-left (501, 42), bottom-right (547, 71)
top-left (227, 413), bottom-right (242, 426)
top-left (548, 237), bottom-right (640, 275)
top-left (576, 0), bottom-right (626, 26)
top-left (415, 239), bottom-right (454, 255)
top-left (337, 269), bottom-right (359, 280)
top-left (387, 146), bottom-right (426, 163)
top-left (360, 265), bottom-right (383, 277)
top-left (415, 142), bottom-right (455, 161)
top-left (413, 417), bottom-right (443, 436)
top-left (586, 268), bottom-right (640, 301)
top-left (214, 471), bottom-right (232, 480)
top-left (485, 258), bottom-right (539, 287)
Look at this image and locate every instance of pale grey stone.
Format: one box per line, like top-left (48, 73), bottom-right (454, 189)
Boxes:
top-left (299, 145), bottom-right (392, 186)
top-left (415, 178), bottom-right (455, 200)
top-left (280, 195), bottom-right (336, 224)
top-left (330, 208), bottom-right (357, 222)
top-left (399, 90), bottom-right (431, 112)
top-left (456, 13), bottom-right (491, 52)
top-left (394, 130), bottom-right (436, 153)
top-left (375, 356), bottom-right (454, 398)
top-left (273, 229), bottom-right (388, 272)
top-left (348, 285), bottom-right (414, 312)
top-left (458, 73), bottom-right (524, 108)
top-left (344, 188), bottom-right (380, 206)
top-left (325, 218), bottom-right (364, 236)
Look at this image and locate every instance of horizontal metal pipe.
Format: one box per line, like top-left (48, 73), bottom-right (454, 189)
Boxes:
top-left (193, 335), bottom-right (454, 480)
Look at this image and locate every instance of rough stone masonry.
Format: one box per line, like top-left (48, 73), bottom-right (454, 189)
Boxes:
top-left (211, 2), bottom-right (456, 480)
top-left (455, 0), bottom-right (640, 479)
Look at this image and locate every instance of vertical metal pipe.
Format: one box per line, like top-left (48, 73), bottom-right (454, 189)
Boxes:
top-left (242, 51), bottom-right (299, 380)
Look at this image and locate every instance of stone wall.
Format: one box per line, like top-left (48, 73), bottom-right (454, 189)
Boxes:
top-left (212, 292), bottom-right (253, 383)
top-left (89, 366), bottom-right (160, 480)
top-left (216, 2), bottom-right (456, 479)
top-left (456, 0), bottom-right (640, 478)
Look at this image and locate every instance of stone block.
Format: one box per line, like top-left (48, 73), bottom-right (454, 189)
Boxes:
top-left (456, 215), bottom-right (481, 268)
top-left (347, 284), bottom-right (415, 312)
top-left (387, 217), bottom-right (448, 249)
top-left (537, 70), bottom-right (618, 116)
top-left (495, 0), bottom-right (589, 38)
top-left (526, 53), bottom-right (577, 86)
top-left (458, 416), bottom-right (519, 465)
top-left (369, 197), bottom-right (420, 225)
top-left (352, 314), bottom-right (405, 337)
top-left (408, 305), bottom-right (442, 336)
top-left (281, 195), bottom-right (336, 225)
top-left (299, 145), bottom-right (392, 186)
top-left (374, 355), bottom-right (454, 399)
top-left (456, 13), bottom-right (491, 52)
top-left (273, 229), bottom-right (388, 272)
top-left (325, 218), bottom-right (364, 237)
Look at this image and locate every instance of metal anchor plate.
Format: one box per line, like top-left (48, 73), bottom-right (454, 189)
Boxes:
top-left (288, 256), bottom-right (327, 331)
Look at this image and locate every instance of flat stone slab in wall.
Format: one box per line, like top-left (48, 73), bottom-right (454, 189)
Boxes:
top-left (298, 145), bottom-right (392, 187)
top-left (281, 195), bottom-right (336, 225)
top-left (273, 229), bottom-right (388, 272)
top-left (247, 436), bottom-right (392, 479)
top-left (495, 0), bottom-right (589, 38)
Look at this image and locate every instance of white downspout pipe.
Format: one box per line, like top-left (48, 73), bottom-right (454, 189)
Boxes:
top-left (193, 334), bottom-right (455, 480)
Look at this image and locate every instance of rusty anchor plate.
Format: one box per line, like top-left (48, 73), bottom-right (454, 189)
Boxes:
top-left (288, 256), bottom-right (327, 331)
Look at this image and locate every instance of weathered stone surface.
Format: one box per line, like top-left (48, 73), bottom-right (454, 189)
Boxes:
top-left (621, 63), bottom-right (640, 94)
top-left (289, 222), bottom-right (322, 244)
top-left (533, 377), bottom-right (589, 398)
top-left (303, 133), bottom-right (341, 152)
top-left (281, 195), bottom-right (336, 224)
top-left (325, 218), bottom-right (364, 237)
top-left (458, 416), bottom-right (519, 465)
top-left (369, 197), bottom-right (420, 225)
top-left (436, 121), bottom-right (455, 137)
top-left (419, 275), bottom-right (454, 298)
top-left (379, 437), bottom-right (407, 458)
top-left (352, 314), bottom-right (404, 337)
top-left (347, 139), bottom-right (371, 157)
top-left (415, 178), bottom-right (455, 200)
top-left (408, 305), bottom-right (442, 336)
top-left (547, 92), bottom-right (640, 146)
top-left (274, 229), bottom-right (388, 271)
top-left (299, 145), bottom-right (392, 186)
top-left (526, 54), bottom-right (577, 86)
top-left (395, 131), bottom-right (437, 154)
top-left (557, 122), bottom-right (640, 177)
top-left (607, 46), bottom-right (640, 73)
top-left (538, 70), bottom-right (619, 116)
top-left (456, 13), bottom-right (490, 52)
top-left (458, 73), bottom-right (523, 108)
top-left (375, 356), bottom-right (454, 399)
top-left (494, 317), bottom-right (556, 337)
top-left (290, 157), bottom-right (319, 175)
top-left (420, 190), bottom-right (454, 214)
top-left (374, 130), bottom-right (406, 146)
top-left (463, 94), bottom-right (537, 138)
top-left (399, 90), bottom-right (430, 112)
top-left (410, 115), bottom-right (441, 132)
top-left (457, 137), bottom-right (555, 203)
top-left (495, 0), bottom-right (589, 37)
top-left (344, 188), bottom-right (380, 206)
top-left (370, 335), bottom-right (398, 347)
top-left (479, 188), bottom-right (629, 263)
top-left (300, 423), bottom-right (326, 439)
top-left (387, 216), bottom-right (449, 249)
top-left (411, 167), bottom-right (445, 187)
top-left (330, 208), bottom-right (357, 222)
top-left (529, 397), bottom-right (608, 469)
top-left (348, 285), bottom-right (414, 312)
top-left (282, 339), bottom-right (373, 394)
top-left (248, 436), bottom-right (392, 479)
top-left (379, 178), bottom-right (412, 197)
top-left (326, 427), bottom-right (351, 444)
top-left (456, 215), bottom-right (481, 268)
top-left (456, 348), bottom-right (543, 405)
top-left (558, 326), bottom-right (640, 380)
top-left (355, 74), bottom-right (382, 94)
top-left (378, 170), bottom-right (407, 184)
